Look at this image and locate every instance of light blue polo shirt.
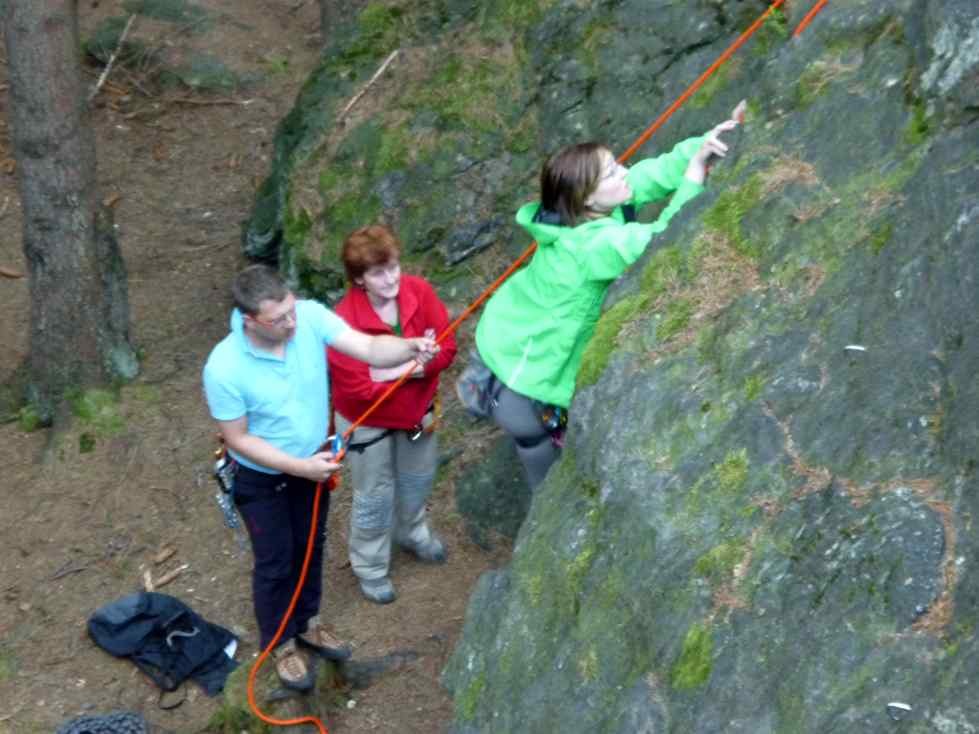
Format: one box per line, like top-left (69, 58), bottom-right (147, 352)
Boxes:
top-left (202, 299), bottom-right (350, 473)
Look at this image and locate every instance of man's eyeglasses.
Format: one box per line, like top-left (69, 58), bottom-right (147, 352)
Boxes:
top-left (250, 305), bottom-right (297, 329)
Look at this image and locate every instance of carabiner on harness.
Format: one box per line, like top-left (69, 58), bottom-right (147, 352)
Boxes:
top-left (324, 433), bottom-right (346, 493)
top-left (326, 433), bottom-right (345, 457)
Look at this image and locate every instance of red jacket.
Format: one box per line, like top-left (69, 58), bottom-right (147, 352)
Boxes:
top-left (328, 274), bottom-right (457, 429)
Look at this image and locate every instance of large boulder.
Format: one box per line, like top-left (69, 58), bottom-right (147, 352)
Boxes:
top-left (439, 1), bottom-right (979, 732)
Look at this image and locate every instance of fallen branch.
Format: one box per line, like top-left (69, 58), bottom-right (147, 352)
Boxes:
top-left (337, 49), bottom-right (400, 123)
top-left (152, 545), bottom-right (176, 565)
top-left (153, 563), bottom-right (189, 589)
top-left (49, 561), bottom-right (88, 581)
top-left (89, 14), bottom-right (137, 104)
top-left (0, 267), bottom-right (24, 279)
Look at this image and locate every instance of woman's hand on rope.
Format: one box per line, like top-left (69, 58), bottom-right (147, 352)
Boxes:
top-left (369, 329), bottom-right (436, 382)
top-left (299, 451), bottom-right (341, 482)
top-left (408, 335), bottom-right (440, 365)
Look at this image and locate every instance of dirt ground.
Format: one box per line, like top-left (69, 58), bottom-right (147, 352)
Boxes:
top-left (0, 2), bottom-right (510, 731)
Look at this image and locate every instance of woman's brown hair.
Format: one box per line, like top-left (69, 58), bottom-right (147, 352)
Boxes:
top-left (341, 224), bottom-right (402, 283)
top-left (539, 142), bottom-right (606, 226)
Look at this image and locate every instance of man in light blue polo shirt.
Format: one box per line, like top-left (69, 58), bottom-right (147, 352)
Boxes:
top-left (202, 264), bottom-right (437, 691)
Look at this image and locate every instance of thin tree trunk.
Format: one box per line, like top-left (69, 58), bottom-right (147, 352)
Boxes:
top-left (3, 0), bottom-right (137, 422)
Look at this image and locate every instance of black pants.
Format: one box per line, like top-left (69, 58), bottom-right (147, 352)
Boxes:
top-left (233, 465), bottom-right (329, 649)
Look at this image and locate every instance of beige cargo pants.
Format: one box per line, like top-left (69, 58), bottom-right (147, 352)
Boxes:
top-left (334, 413), bottom-right (438, 581)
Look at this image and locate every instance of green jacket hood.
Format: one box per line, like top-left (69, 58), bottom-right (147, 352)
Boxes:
top-left (515, 202), bottom-right (562, 245)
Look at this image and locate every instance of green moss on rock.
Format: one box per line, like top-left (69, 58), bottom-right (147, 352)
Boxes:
top-left (867, 222), bottom-right (894, 255)
top-left (703, 175), bottom-right (763, 258)
top-left (457, 672), bottom-right (486, 721)
top-left (640, 245), bottom-right (690, 298)
top-left (408, 53), bottom-right (519, 136)
top-left (743, 373), bottom-right (766, 401)
top-left (328, 1), bottom-right (403, 72)
top-left (902, 98), bottom-right (931, 146)
top-left (716, 448), bottom-right (749, 494)
top-left (694, 541), bottom-right (747, 584)
top-left (670, 623), bottom-right (714, 689)
top-left (577, 294), bottom-right (648, 387)
top-left (478, 0), bottom-right (556, 41)
top-left (656, 298), bottom-right (694, 341)
top-left (690, 61), bottom-right (740, 109)
top-left (752, 8), bottom-right (789, 57)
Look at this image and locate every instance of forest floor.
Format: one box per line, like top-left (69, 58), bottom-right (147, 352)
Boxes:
top-left (0, 2), bottom-right (511, 732)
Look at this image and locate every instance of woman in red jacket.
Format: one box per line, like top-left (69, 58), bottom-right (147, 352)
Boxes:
top-left (328, 225), bottom-right (457, 604)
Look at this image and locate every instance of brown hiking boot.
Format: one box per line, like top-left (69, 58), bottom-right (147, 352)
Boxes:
top-left (297, 615), bottom-right (352, 661)
top-left (271, 639), bottom-right (314, 692)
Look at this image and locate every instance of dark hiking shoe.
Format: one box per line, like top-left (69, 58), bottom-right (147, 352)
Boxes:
top-left (272, 639), bottom-right (314, 692)
top-left (297, 615), bottom-right (353, 661)
top-left (358, 576), bottom-right (397, 605)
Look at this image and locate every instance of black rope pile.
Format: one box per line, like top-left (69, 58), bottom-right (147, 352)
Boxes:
top-left (55, 711), bottom-right (148, 734)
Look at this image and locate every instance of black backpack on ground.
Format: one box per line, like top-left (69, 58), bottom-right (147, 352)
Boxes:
top-left (88, 591), bottom-right (237, 697)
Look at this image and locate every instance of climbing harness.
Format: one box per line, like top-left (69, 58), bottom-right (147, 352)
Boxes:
top-left (534, 401), bottom-right (568, 439)
top-left (245, 1), bottom-right (830, 731)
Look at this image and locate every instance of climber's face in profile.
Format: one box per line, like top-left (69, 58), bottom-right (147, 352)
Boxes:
top-left (585, 148), bottom-right (632, 214)
top-left (540, 142), bottom-right (632, 225)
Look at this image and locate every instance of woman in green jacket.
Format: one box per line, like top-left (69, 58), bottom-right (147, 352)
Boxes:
top-left (474, 107), bottom-right (743, 488)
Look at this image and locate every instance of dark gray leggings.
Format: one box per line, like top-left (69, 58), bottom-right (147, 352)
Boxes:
top-left (489, 384), bottom-right (560, 489)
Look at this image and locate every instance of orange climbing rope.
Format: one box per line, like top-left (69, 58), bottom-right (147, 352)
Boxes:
top-left (616, 0), bottom-right (788, 163)
top-left (793, 0), bottom-right (829, 37)
top-left (245, 1), bottom-right (825, 730)
top-left (246, 485), bottom-right (329, 733)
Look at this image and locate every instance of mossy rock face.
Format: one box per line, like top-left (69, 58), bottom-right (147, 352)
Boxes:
top-left (241, 0), bottom-right (545, 300)
top-left (440, 1), bottom-right (979, 732)
top-left (454, 435), bottom-right (530, 548)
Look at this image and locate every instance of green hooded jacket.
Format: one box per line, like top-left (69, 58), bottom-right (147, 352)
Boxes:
top-left (475, 135), bottom-right (705, 408)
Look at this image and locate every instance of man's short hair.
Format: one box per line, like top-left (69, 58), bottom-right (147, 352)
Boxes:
top-left (232, 264), bottom-right (289, 315)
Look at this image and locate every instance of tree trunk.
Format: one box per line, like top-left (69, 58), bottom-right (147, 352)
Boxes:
top-left (3, 0), bottom-right (137, 422)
